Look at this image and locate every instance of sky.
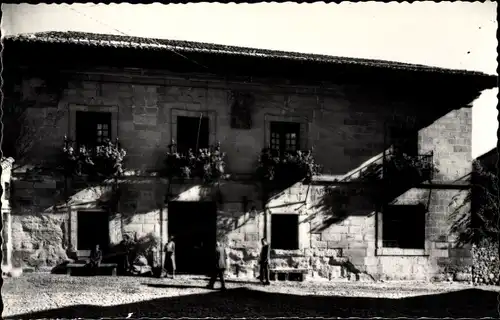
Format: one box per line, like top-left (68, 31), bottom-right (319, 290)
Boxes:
top-left (1, 2), bottom-right (498, 158)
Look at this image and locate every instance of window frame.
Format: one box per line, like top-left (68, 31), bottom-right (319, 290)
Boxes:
top-left (376, 204), bottom-right (430, 256)
top-left (176, 115), bottom-right (210, 153)
top-left (171, 108), bottom-right (217, 150)
top-left (264, 114), bottom-right (308, 156)
top-left (75, 111), bottom-right (113, 150)
top-left (270, 121), bottom-right (301, 158)
top-left (68, 105), bottom-right (118, 147)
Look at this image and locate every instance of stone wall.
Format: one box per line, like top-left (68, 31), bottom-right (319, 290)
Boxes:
top-left (7, 70), bottom-right (476, 280)
top-left (10, 174), bottom-right (170, 268)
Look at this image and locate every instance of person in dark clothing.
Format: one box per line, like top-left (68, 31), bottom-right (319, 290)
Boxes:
top-left (164, 236), bottom-right (176, 279)
top-left (87, 244), bottom-right (103, 276)
top-left (119, 234), bottom-right (135, 275)
top-left (259, 238), bottom-right (271, 285)
top-left (206, 241), bottom-right (227, 290)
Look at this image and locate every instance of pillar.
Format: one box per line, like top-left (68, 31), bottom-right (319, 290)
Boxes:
top-left (1, 157), bottom-right (15, 272)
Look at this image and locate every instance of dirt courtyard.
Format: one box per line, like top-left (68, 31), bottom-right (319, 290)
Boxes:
top-left (2, 273), bottom-right (500, 318)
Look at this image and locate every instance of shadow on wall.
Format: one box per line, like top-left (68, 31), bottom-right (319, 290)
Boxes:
top-left (449, 159), bottom-right (499, 247)
top-left (307, 152), bottom-right (437, 233)
top-left (255, 83), bottom-right (482, 233)
top-left (7, 288), bottom-right (499, 319)
top-left (115, 177), bottom-right (167, 226)
top-left (51, 231), bottom-right (161, 275)
top-left (8, 174), bottom-right (169, 268)
top-left (307, 160), bottom-right (384, 233)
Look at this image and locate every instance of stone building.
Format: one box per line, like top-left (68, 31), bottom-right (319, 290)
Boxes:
top-left (1, 31), bottom-right (496, 280)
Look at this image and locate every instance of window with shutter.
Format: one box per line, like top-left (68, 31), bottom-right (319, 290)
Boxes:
top-left (76, 111), bottom-right (112, 150)
top-left (270, 121), bottom-right (300, 158)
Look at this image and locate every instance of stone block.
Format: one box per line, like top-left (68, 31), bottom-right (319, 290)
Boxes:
top-left (270, 258), bottom-right (289, 268)
top-left (244, 233), bottom-right (259, 242)
top-left (311, 233), bottom-right (321, 242)
top-left (322, 233), bottom-right (341, 242)
top-left (363, 257), bottom-right (378, 267)
top-left (348, 241), bottom-right (368, 249)
top-left (432, 249), bottom-right (449, 258)
top-left (343, 248), bottom-right (367, 259)
top-left (363, 231), bottom-right (375, 242)
top-left (326, 241), bottom-right (340, 249)
top-left (289, 256), bottom-right (309, 268)
top-left (228, 232), bottom-right (245, 242)
top-left (348, 226), bottom-right (363, 234)
top-left (311, 241), bottom-right (327, 249)
top-left (323, 248), bottom-right (342, 257)
top-left (435, 242), bottom-right (449, 249)
top-left (33, 181), bottom-right (57, 189)
top-left (347, 233), bottom-right (364, 242)
top-left (449, 248), bottom-right (472, 258)
top-left (271, 249), bottom-right (303, 257)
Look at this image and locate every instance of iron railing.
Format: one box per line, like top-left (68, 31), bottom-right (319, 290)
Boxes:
top-left (384, 151), bottom-right (435, 182)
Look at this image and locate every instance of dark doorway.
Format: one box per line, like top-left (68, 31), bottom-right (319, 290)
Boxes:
top-left (77, 210), bottom-right (110, 252)
top-left (168, 201), bottom-right (217, 275)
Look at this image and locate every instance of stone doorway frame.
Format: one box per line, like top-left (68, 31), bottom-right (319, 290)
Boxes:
top-left (70, 208), bottom-right (111, 257)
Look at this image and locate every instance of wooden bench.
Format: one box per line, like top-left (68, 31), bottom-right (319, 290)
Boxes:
top-left (270, 268), bottom-right (308, 282)
top-left (66, 263), bottom-right (118, 276)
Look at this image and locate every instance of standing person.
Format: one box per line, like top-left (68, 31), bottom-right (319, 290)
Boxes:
top-left (164, 236), bottom-right (176, 279)
top-left (87, 244), bottom-right (103, 276)
top-left (119, 234), bottom-right (135, 275)
top-left (206, 241), bottom-right (227, 291)
top-left (259, 238), bottom-right (271, 285)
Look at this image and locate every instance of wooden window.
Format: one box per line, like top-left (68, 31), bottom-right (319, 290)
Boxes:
top-left (76, 111), bottom-right (112, 149)
top-left (271, 214), bottom-right (299, 250)
top-left (382, 205), bottom-right (425, 249)
top-left (270, 121), bottom-right (300, 157)
top-left (177, 116), bottom-right (209, 154)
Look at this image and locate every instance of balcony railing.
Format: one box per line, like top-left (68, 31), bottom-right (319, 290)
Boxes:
top-left (384, 151), bottom-right (435, 183)
top-left (63, 136), bottom-right (126, 178)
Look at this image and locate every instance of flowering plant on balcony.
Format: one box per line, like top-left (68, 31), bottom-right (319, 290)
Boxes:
top-left (257, 148), bottom-right (322, 183)
top-left (165, 141), bottom-right (227, 183)
top-left (385, 151), bottom-right (437, 181)
top-left (63, 136), bottom-right (127, 179)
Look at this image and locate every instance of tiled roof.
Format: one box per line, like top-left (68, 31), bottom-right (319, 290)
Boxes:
top-left (4, 31), bottom-right (495, 78)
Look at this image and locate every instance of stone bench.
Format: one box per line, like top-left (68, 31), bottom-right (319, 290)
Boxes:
top-left (66, 263), bottom-right (118, 276)
top-left (270, 268), bottom-right (308, 282)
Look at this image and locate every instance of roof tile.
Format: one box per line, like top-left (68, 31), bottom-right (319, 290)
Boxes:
top-left (4, 31), bottom-right (495, 77)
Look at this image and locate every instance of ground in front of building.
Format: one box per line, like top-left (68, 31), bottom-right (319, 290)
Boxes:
top-left (2, 273), bottom-right (500, 318)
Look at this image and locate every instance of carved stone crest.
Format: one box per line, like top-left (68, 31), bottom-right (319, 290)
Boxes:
top-left (229, 91), bottom-right (255, 129)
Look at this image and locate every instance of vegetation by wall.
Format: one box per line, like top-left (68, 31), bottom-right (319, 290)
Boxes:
top-left (472, 240), bottom-right (500, 285)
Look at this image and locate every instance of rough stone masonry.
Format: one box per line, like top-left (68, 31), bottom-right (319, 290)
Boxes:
top-left (4, 66), bottom-right (481, 281)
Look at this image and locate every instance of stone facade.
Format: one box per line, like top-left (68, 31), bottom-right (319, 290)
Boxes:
top-left (4, 67), bottom-right (483, 281)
